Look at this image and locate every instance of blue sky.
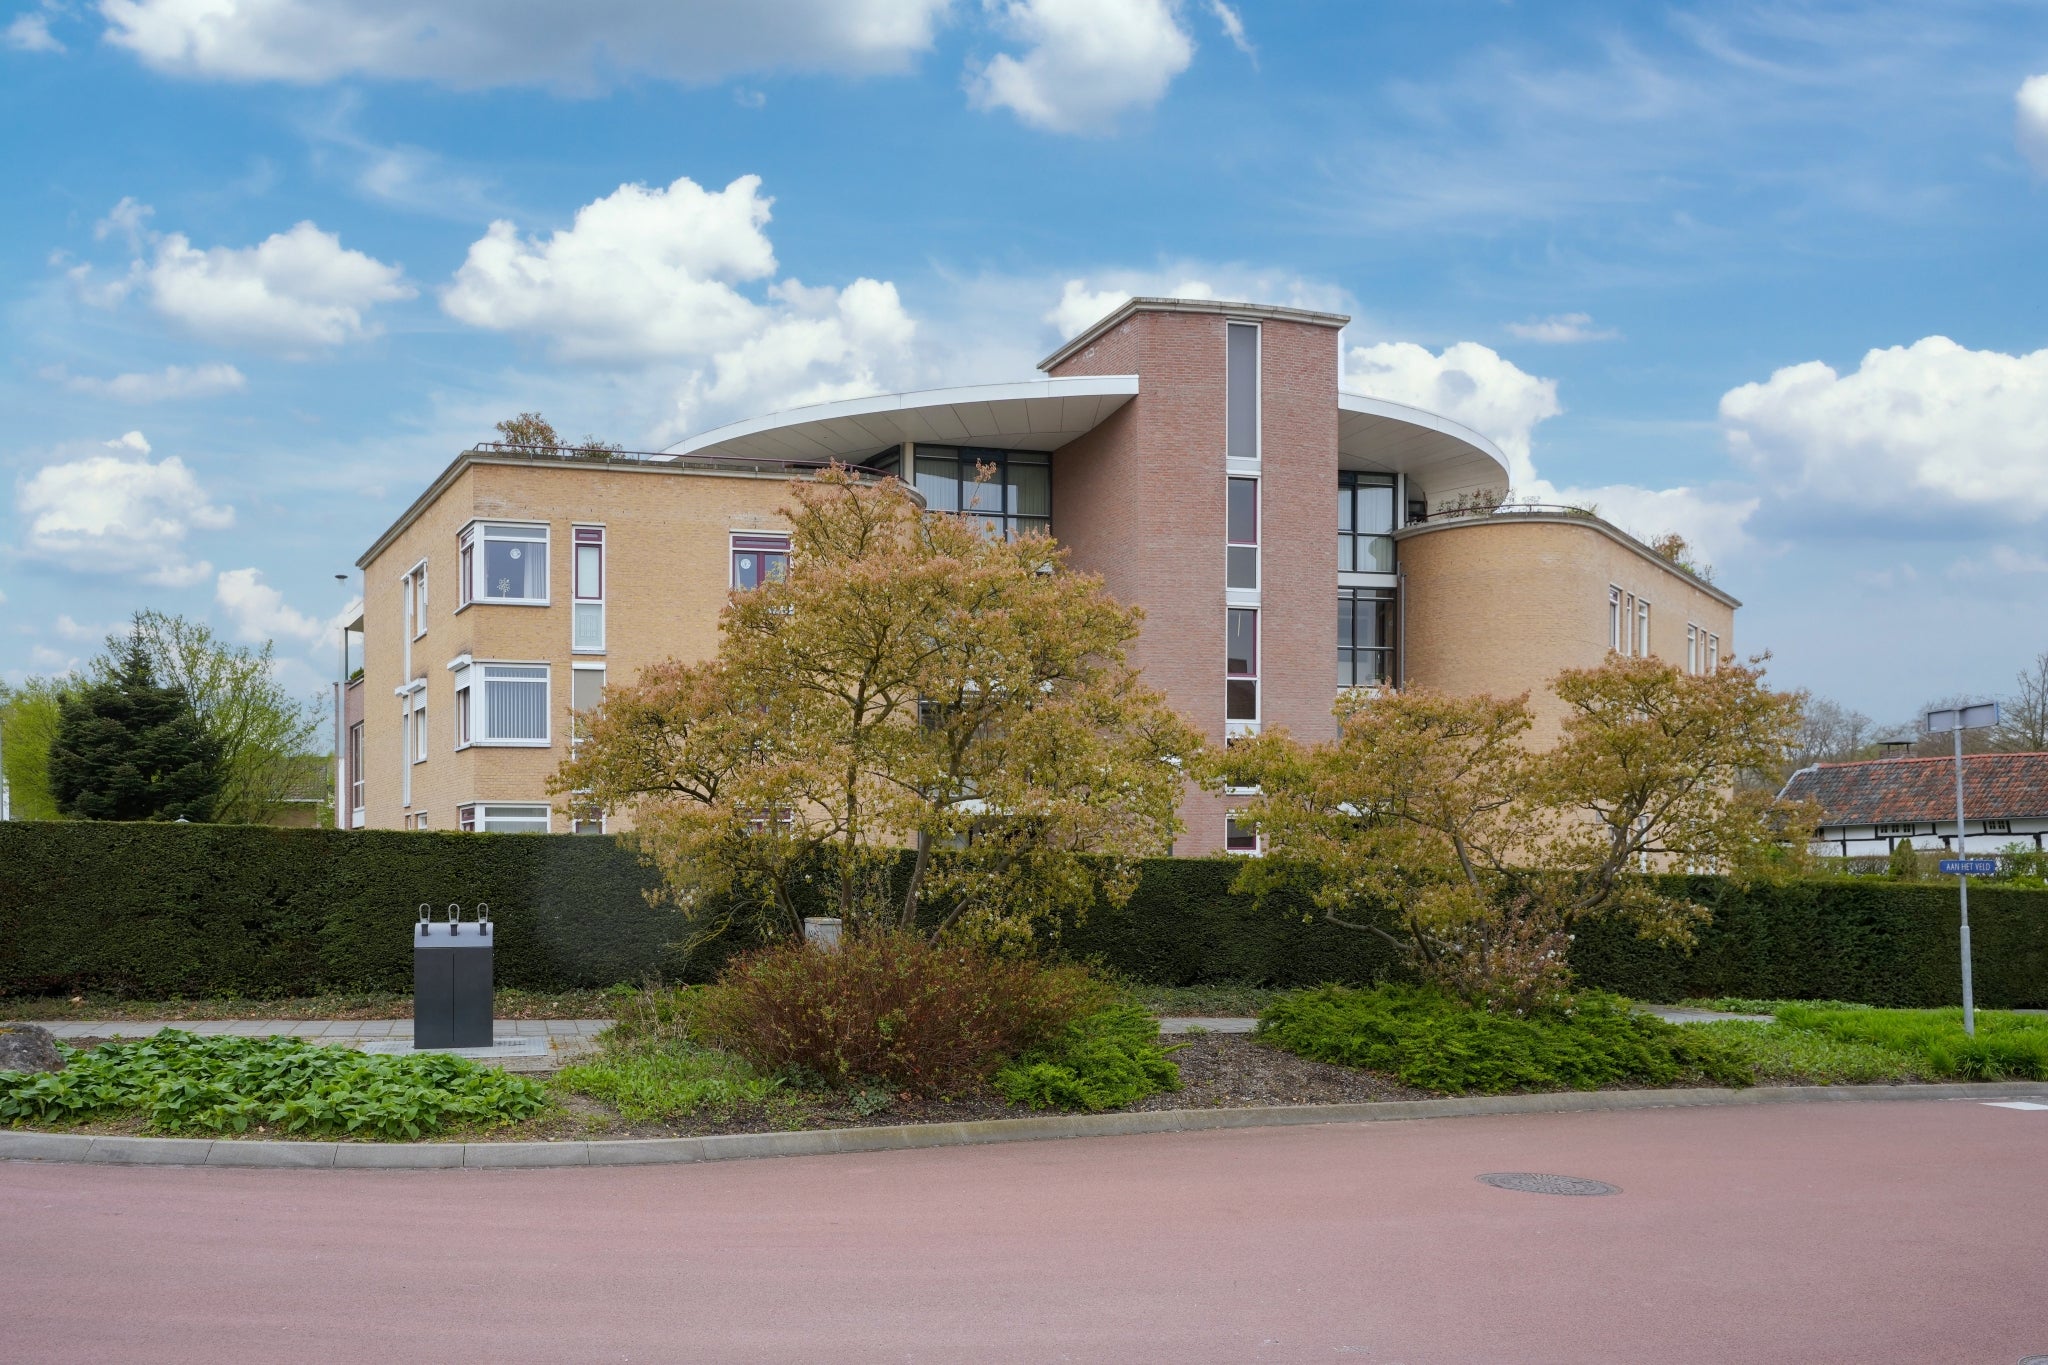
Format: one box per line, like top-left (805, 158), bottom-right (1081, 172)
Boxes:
top-left (4, 0), bottom-right (2046, 727)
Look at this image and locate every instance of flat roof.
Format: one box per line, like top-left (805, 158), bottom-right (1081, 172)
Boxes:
top-left (1395, 509), bottom-right (1743, 609)
top-left (665, 375), bottom-right (1141, 463)
top-left (1037, 296), bottom-right (1351, 372)
top-left (1337, 392), bottom-right (1510, 497)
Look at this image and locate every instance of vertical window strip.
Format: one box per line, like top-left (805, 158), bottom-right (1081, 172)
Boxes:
top-left (1226, 323), bottom-right (1260, 461)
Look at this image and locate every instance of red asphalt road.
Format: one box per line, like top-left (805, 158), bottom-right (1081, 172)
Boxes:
top-left (3, 1100), bottom-right (2045, 1364)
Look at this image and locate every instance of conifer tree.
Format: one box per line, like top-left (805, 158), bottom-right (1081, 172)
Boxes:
top-left (49, 637), bottom-right (222, 822)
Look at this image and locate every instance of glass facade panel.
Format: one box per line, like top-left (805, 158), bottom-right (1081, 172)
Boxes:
top-left (1226, 323), bottom-right (1259, 461)
top-left (1227, 475), bottom-right (1258, 590)
top-left (1338, 473), bottom-right (1396, 573)
top-left (1226, 608), bottom-right (1258, 676)
top-left (900, 447), bottom-right (1053, 539)
top-left (1226, 678), bottom-right (1258, 721)
top-left (477, 524), bottom-right (548, 601)
top-left (1227, 546), bottom-right (1259, 590)
top-left (1339, 587), bottom-right (1396, 688)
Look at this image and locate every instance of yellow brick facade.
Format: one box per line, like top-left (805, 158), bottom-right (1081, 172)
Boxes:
top-left (1396, 515), bottom-right (1739, 743)
top-left (357, 455), bottom-right (800, 831)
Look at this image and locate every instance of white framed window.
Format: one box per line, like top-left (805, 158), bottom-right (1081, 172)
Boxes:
top-left (408, 811), bottom-right (430, 831)
top-left (347, 721), bottom-right (364, 822)
top-left (453, 662), bottom-right (549, 746)
top-left (404, 561), bottom-right (429, 641)
top-left (1876, 822), bottom-right (1917, 837)
top-left (1225, 814), bottom-right (1261, 855)
top-left (1226, 322), bottom-right (1260, 462)
top-left (732, 532), bottom-right (791, 590)
top-left (571, 664), bottom-right (605, 756)
top-left (1708, 633), bottom-right (1720, 672)
top-left (1226, 607), bottom-right (1258, 725)
top-left (1338, 472), bottom-right (1397, 574)
top-left (1227, 476), bottom-right (1259, 590)
top-left (458, 803), bottom-right (550, 835)
top-left (1686, 623), bottom-right (1699, 674)
top-left (412, 702), bottom-right (428, 763)
top-left (1636, 598), bottom-right (1650, 658)
top-left (573, 525), bottom-right (604, 653)
top-left (460, 521), bottom-right (549, 606)
top-left (571, 809), bottom-right (606, 835)
top-left (1983, 819), bottom-right (2012, 835)
top-left (1609, 586), bottom-right (1624, 653)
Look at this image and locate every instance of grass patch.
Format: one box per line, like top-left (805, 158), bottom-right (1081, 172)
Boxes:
top-left (993, 1005), bottom-right (1184, 1112)
top-left (1124, 984), bottom-right (1283, 1017)
top-left (1677, 997), bottom-right (1872, 1015)
top-left (1772, 1005), bottom-right (2048, 1081)
top-left (1689, 1020), bottom-right (1925, 1084)
top-left (0, 1031), bottom-right (547, 1139)
top-left (0, 987), bottom-right (630, 1022)
top-left (554, 1040), bottom-right (784, 1122)
top-left (1257, 985), bottom-right (1753, 1096)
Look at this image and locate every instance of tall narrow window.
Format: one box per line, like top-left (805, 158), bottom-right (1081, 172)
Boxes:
top-left (571, 665), bottom-right (605, 756)
top-left (1608, 586), bottom-right (1624, 652)
top-left (453, 666), bottom-right (472, 748)
top-left (1226, 323), bottom-right (1260, 461)
top-left (573, 526), bottom-right (604, 653)
top-left (732, 533), bottom-right (791, 589)
top-left (413, 703), bottom-right (428, 763)
top-left (347, 721), bottom-right (364, 818)
top-left (1636, 599), bottom-right (1651, 658)
top-left (458, 531), bottom-right (474, 607)
top-left (1226, 477), bottom-right (1259, 590)
top-left (1708, 634), bottom-right (1720, 672)
top-left (1226, 608), bottom-right (1258, 722)
top-left (1686, 623), bottom-right (1699, 674)
top-left (400, 700), bottom-right (412, 809)
top-left (1339, 587), bottom-right (1395, 688)
top-left (1338, 472), bottom-right (1396, 573)
top-left (415, 567), bottom-right (427, 633)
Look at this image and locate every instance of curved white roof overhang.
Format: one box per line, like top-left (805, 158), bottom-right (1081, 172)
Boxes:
top-left (667, 376), bottom-right (1141, 463)
top-left (1337, 392), bottom-right (1510, 500)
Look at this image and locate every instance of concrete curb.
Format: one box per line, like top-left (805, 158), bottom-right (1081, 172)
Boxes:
top-left (6, 1080), bottom-right (2046, 1171)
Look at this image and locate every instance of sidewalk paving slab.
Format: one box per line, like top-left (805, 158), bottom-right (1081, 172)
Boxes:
top-left (206, 1141), bottom-right (337, 1169)
top-left (464, 1142), bottom-right (590, 1168)
top-left (334, 1143), bottom-right (466, 1170)
top-left (83, 1136), bottom-right (215, 1165)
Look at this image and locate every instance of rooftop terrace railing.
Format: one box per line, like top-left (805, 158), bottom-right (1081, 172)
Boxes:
top-left (1405, 497), bottom-right (1603, 525)
top-left (465, 441), bottom-right (898, 481)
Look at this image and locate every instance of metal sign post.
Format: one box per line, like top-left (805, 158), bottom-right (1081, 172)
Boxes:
top-left (1924, 703), bottom-right (2000, 1037)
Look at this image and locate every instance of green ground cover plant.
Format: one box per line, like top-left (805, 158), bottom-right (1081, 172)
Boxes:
top-left (1677, 997), bottom-right (1873, 1014)
top-left (1257, 985), bottom-right (1753, 1095)
top-left (0, 987), bottom-right (629, 1022)
top-left (993, 1004), bottom-right (1183, 1112)
top-left (1125, 984), bottom-right (1282, 1017)
top-left (554, 1040), bottom-right (784, 1122)
top-left (1771, 1005), bottom-right (2048, 1081)
top-left (0, 1032), bottom-right (546, 1138)
top-left (1690, 1020), bottom-right (1924, 1084)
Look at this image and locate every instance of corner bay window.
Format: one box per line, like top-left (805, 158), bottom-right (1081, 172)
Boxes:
top-left (451, 662), bottom-right (549, 746)
top-left (1339, 472), bottom-right (1396, 573)
top-left (732, 533), bottom-right (791, 589)
top-left (1227, 476), bottom-right (1258, 590)
top-left (458, 803), bottom-right (550, 834)
top-left (1339, 587), bottom-right (1395, 688)
top-left (459, 522), bottom-right (548, 605)
top-left (573, 526), bottom-right (604, 651)
top-left (1226, 607), bottom-right (1258, 722)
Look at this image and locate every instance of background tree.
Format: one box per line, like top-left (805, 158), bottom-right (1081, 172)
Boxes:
top-left (1996, 650), bottom-right (2048, 752)
top-left (50, 637), bottom-right (222, 822)
top-left (1784, 694), bottom-right (1875, 776)
top-left (122, 612), bottom-right (324, 824)
top-left (0, 678), bottom-right (68, 820)
top-left (1212, 656), bottom-right (1808, 1012)
top-left (1888, 836), bottom-right (1920, 880)
top-left (555, 467), bottom-right (1203, 947)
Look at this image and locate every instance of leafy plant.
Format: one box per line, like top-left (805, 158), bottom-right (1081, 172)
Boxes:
top-left (0, 1032), bottom-right (546, 1138)
top-left (992, 1004), bottom-right (1183, 1112)
top-left (1688, 1020), bottom-right (1923, 1084)
top-left (691, 932), bottom-right (1115, 1093)
top-left (553, 1040), bottom-right (782, 1121)
top-left (1256, 985), bottom-right (1752, 1095)
top-left (1772, 1005), bottom-right (2048, 1081)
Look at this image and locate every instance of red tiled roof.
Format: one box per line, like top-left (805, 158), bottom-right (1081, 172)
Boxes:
top-left (1779, 753), bottom-right (2048, 825)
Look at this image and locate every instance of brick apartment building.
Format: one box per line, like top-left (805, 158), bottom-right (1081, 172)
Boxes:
top-left (345, 297), bottom-right (1737, 852)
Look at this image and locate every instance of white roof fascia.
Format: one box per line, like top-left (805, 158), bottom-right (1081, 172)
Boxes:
top-left (666, 376), bottom-right (1141, 460)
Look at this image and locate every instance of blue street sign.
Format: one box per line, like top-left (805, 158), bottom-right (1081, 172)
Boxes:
top-left (1939, 859), bottom-right (1998, 876)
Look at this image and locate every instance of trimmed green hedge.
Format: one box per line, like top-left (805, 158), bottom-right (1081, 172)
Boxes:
top-left (2, 823), bottom-right (2043, 1005)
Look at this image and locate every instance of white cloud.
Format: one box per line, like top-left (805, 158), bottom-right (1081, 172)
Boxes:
top-left (442, 175), bottom-right (918, 435)
top-left (50, 363), bottom-right (248, 402)
top-left (141, 220), bottom-right (415, 348)
top-left (969, 0), bottom-right (1195, 134)
top-left (1343, 340), bottom-right (1560, 486)
top-left (15, 432), bottom-right (233, 586)
top-left (54, 614), bottom-right (123, 643)
top-left (1046, 277), bottom-right (1210, 338)
top-left (97, 0), bottom-right (949, 91)
top-left (214, 567), bottom-right (327, 646)
top-left (2017, 74), bottom-right (2048, 177)
top-left (1044, 267), bottom-right (1349, 341)
top-left (1719, 336), bottom-right (2048, 522)
top-left (95, 195), bottom-right (154, 248)
top-left (1505, 312), bottom-right (1620, 344)
top-left (5, 8), bottom-right (62, 53)
top-left (1552, 481), bottom-right (1759, 574)
top-left (1208, 1), bottom-right (1250, 59)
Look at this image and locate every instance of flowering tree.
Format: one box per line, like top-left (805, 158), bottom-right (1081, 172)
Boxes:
top-left (1210, 655), bottom-right (1809, 1011)
top-left (554, 467), bottom-right (1203, 947)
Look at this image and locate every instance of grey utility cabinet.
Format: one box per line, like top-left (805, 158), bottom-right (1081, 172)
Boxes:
top-left (414, 906), bottom-right (494, 1050)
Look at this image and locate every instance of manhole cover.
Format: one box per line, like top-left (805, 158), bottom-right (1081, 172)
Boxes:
top-left (2017, 1355), bottom-right (2048, 1364)
top-left (1477, 1172), bottom-right (1620, 1196)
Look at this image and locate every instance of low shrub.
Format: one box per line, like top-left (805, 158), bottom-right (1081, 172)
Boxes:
top-left (993, 1004), bottom-right (1183, 1112)
top-left (693, 933), bottom-right (1115, 1094)
top-left (1678, 997), bottom-right (1873, 1014)
top-left (1257, 985), bottom-right (1753, 1095)
top-left (0, 1032), bottom-right (547, 1139)
top-left (1773, 1005), bottom-right (2048, 1081)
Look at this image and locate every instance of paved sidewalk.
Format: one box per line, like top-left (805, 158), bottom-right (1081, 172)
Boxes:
top-left (1155, 1006), bottom-right (1775, 1033)
top-left (10, 1019), bottom-right (611, 1067)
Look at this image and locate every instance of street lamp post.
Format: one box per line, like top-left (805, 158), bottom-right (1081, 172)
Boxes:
top-left (1923, 702), bottom-right (2001, 1037)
